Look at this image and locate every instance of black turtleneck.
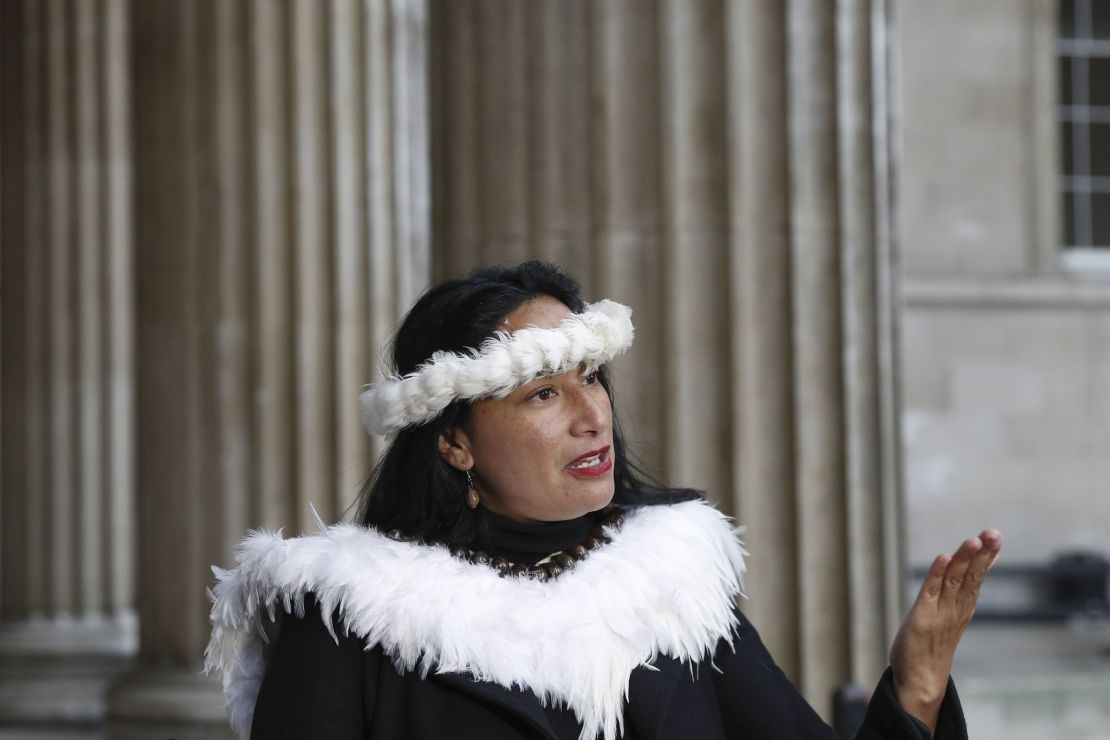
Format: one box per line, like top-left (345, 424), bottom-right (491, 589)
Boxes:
top-left (476, 508), bottom-right (600, 739)
top-left (481, 508), bottom-right (595, 566)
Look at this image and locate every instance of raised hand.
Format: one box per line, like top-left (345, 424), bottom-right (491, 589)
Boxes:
top-left (888, 529), bottom-right (1003, 732)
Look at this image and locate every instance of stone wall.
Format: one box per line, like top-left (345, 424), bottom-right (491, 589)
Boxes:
top-left (896, 0), bottom-right (1110, 565)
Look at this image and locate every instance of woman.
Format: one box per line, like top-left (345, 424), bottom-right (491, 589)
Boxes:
top-left (206, 261), bottom-right (1001, 739)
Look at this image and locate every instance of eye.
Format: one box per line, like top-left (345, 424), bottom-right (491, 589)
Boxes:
top-left (584, 370), bottom-right (600, 384)
top-left (530, 386), bottom-right (557, 402)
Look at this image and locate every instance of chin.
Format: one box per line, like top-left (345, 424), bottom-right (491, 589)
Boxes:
top-left (581, 485), bottom-right (616, 513)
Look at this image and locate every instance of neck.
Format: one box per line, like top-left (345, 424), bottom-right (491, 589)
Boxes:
top-left (481, 509), bottom-right (595, 565)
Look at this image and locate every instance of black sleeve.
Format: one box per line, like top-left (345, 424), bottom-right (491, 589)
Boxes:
top-left (857, 668), bottom-right (967, 740)
top-left (249, 596), bottom-right (374, 740)
top-left (713, 608), bottom-right (966, 739)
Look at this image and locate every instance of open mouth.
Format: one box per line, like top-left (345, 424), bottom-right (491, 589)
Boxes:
top-left (566, 446), bottom-right (613, 476)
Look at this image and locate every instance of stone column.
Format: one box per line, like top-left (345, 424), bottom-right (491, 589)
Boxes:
top-left (104, 1), bottom-right (429, 737)
top-left (0, 0), bottom-right (137, 736)
top-left (777, 0), bottom-right (901, 703)
top-left (429, 0), bottom-right (902, 716)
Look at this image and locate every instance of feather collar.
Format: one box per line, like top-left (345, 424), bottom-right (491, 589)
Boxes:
top-left (205, 499), bottom-right (747, 740)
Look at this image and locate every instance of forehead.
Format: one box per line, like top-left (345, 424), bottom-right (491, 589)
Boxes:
top-left (502, 295), bottom-right (573, 332)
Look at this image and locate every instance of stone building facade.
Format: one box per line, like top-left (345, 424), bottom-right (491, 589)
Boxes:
top-left (897, 0), bottom-right (1110, 567)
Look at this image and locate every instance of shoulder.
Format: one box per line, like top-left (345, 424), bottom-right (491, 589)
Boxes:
top-left (213, 498), bottom-right (742, 621)
top-left (207, 498), bottom-right (747, 740)
top-left (620, 497), bottom-right (748, 585)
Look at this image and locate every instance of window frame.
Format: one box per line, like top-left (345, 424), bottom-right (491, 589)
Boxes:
top-left (1058, 0), bottom-right (1110, 264)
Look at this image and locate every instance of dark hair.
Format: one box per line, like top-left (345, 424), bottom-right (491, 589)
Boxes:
top-left (356, 261), bottom-right (698, 549)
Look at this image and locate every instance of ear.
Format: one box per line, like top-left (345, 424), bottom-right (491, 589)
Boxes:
top-left (437, 428), bottom-right (475, 472)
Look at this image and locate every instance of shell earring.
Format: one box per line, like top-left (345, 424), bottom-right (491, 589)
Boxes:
top-left (465, 469), bottom-right (480, 509)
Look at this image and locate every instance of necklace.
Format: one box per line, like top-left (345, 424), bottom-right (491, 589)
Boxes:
top-left (450, 509), bottom-right (625, 582)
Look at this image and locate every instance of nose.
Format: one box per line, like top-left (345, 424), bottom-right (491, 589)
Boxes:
top-left (569, 385), bottom-right (610, 437)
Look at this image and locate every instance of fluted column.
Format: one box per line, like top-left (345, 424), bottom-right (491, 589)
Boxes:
top-left (430, 0), bottom-right (901, 716)
top-left (0, 0), bottom-right (137, 735)
top-left (105, 1), bottom-right (429, 738)
top-left (729, 0), bottom-right (800, 678)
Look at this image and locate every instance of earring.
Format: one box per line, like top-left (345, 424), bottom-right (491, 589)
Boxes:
top-left (465, 469), bottom-right (480, 509)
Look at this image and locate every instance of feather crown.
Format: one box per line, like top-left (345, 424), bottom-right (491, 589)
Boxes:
top-left (359, 299), bottom-right (634, 435)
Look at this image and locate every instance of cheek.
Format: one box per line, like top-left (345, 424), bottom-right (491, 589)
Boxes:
top-left (506, 421), bottom-right (560, 464)
top-left (473, 413), bottom-right (558, 472)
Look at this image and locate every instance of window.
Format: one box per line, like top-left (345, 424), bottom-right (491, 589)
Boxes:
top-left (1059, 0), bottom-right (1110, 250)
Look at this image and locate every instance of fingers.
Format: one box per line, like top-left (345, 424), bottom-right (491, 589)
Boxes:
top-left (978, 529), bottom-right (1003, 569)
top-left (940, 538), bottom-right (982, 601)
top-left (961, 529), bottom-right (1003, 595)
top-left (979, 528), bottom-right (1003, 549)
top-left (919, 553), bottom-right (952, 602)
top-left (919, 530), bottom-right (1004, 608)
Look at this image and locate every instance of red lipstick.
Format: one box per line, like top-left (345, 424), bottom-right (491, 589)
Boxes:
top-left (569, 446), bottom-right (610, 464)
top-left (566, 445), bottom-right (613, 478)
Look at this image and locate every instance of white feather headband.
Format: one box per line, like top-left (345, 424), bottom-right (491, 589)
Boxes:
top-left (360, 299), bottom-right (634, 435)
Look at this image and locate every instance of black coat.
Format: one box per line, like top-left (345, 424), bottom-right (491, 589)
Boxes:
top-left (249, 600), bottom-right (965, 740)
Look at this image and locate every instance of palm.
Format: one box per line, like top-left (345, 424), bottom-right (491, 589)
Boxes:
top-left (889, 529), bottom-right (1003, 731)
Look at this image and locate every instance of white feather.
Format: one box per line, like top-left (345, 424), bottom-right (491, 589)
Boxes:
top-left (204, 499), bottom-right (746, 740)
top-left (359, 300), bottom-right (635, 435)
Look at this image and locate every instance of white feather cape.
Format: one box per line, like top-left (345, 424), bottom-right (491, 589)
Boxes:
top-left (204, 499), bottom-right (747, 740)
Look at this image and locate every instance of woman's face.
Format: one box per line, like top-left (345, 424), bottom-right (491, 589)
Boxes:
top-left (439, 296), bottom-right (616, 522)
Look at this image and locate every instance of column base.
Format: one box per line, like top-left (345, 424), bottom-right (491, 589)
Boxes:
top-left (105, 669), bottom-right (232, 740)
top-left (0, 614), bottom-right (137, 737)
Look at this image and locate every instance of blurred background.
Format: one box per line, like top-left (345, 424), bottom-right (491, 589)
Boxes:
top-left (0, 0), bottom-right (1107, 738)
